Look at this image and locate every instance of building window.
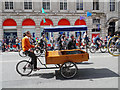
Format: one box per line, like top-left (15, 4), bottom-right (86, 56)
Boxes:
top-left (93, 0), bottom-right (99, 10)
top-left (24, 2), bottom-right (32, 9)
top-left (60, 0), bottom-right (67, 10)
top-left (92, 28), bottom-right (100, 32)
top-left (5, 2), bottom-right (13, 9)
top-left (93, 19), bottom-right (100, 24)
top-left (110, 0), bottom-right (115, 11)
top-left (43, 0), bottom-right (50, 10)
top-left (76, 0), bottom-right (83, 10)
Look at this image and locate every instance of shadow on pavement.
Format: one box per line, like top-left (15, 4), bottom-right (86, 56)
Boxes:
top-left (76, 62), bottom-right (93, 65)
top-left (28, 73), bottom-right (55, 79)
top-left (55, 68), bottom-right (120, 80)
top-left (28, 68), bottom-right (119, 80)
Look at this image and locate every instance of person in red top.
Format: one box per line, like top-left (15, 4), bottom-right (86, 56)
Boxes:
top-left (22, 31), bottom-right (38, 70)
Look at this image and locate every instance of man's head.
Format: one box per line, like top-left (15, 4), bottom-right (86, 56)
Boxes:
top-left (25, 31), bottom-right (31, 37)
top-left (71, 35), bottom-right (74, 39)
top-left (42, 34), bottom-right (45, 38)
top-left (63, 33), bottom-right (65, 37)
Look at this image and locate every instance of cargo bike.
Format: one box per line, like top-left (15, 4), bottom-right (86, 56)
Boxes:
top-left (16, 25), bottom-right (89, 79)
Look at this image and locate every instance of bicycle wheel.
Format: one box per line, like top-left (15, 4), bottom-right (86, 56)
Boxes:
top-left (16, 60), bottom-right (33, 76)
top-left (19, 50), bottom-right (27, 57)
top-left (60, 61), bottom-right (78, 79)
top-left (107, 36), bottom-right (120, 56)
top-left (89, 46), bottom-right (96, 53)
top-left (100, 45), bottom-right (107, 53)
top-left (34, 48), bottom-right (42, 57)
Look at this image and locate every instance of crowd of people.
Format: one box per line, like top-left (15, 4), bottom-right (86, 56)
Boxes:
top-left (1, 31), bottom-right (120, 52)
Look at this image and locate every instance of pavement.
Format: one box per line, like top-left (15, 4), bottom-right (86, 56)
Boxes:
top-left (0, 51), bottom-right (119, 88)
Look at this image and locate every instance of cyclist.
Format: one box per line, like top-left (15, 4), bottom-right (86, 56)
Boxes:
top-left (67, 35), bottom-right (76, 50)
top-left (39, 33), bottom-right (47, 49)
top-left (93, 35), bottom-right (103, 50)
top-left (22, 31), bottom-right (38, 71)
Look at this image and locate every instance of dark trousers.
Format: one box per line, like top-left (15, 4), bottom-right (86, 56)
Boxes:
top-left (25, 51), bottom-right (37, 69)
top-left (95, 41), bottom-right (99, 49)
top-left (16, 44), bottom-right (20, 49)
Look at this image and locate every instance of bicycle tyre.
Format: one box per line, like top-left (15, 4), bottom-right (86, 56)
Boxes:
top-left (16, 60), bottom-right (33, 76)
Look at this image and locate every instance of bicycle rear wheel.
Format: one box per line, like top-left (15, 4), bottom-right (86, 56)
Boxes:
top-left (16, 60), bottom-right (33, 76)
top-left (60, 62), bottom-right (78, 79)
top-left (89, 46), bottom-right (96, 53)
top-left (100, 45), bottom-right (107, 53)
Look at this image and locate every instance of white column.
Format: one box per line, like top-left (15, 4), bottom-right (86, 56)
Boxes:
top-left (17, 26), bottom-right (22, 40)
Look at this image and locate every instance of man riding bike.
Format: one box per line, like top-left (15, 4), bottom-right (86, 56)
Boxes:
top-left (22, 31), bottom-right (38, 71)
top-left (93, 35), bottom-right (103, 50)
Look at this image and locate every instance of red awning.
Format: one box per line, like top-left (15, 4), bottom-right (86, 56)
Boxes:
top-left (74, 19), bottom-right (86, 25)
top-left (58, 19), bottom-right (70, 25)
top-left (22, 19), bottom-right (35, 26)
top-left (40, 19), bottom-right (53, 26)
top-left (3, 19), bottom-right (17, 26)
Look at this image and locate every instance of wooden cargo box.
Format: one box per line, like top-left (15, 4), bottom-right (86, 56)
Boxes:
top-left (45, 49), bottom-right (89, 64)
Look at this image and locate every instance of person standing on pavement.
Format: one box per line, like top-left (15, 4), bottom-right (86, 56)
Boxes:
top-left (22, 31), bottom-right (38, 70)
top-left (16, 37), bottom-right (20, 51)
top-left (67, 35), bottom-right (76, 50)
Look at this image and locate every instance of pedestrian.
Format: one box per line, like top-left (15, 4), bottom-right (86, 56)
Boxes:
top-left (67, 35), bottom-right (76, 50)
top-left (16, 37), bottom-right (20, 51)
top-left (77, 35), bottom-right (82, 49)
top-left (2, 42), bottom-right (6, 52)
top-left (50, 37), bottom-right (55, 50)
top-left (22, 31), bottom-right (38, 71)
top-left (57, 34), bottom-right (62, 50)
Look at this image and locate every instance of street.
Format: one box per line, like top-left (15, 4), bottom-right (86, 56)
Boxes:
top-left (0, 51), bottom-right (119, 88)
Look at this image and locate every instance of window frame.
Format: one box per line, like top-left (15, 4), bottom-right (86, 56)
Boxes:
top-left (76, 0), bottom-right (83, 10)
top-left (110, 0), bottom-right (115, 11)
top-left (5, 1), bottom-right (14, 10)
top-left (24, 1), bottom-right (33, 10)
top-left (93, 0), bottom-right (99, 10)
top-left (60, 0), bottom-right (68, 11)
top-left (42, 0), bottom-right (51, 10)
top-left (93, 19), bottom-right (100, 24)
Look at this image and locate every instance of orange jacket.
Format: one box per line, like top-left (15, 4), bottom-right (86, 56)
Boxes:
top-left (22, 36), bottom-right (35, 51)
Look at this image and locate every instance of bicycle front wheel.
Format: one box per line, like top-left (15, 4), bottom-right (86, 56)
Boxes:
top-left (107, 36), bottom-right (120, 56)
top-left (16, 60), bottom-right (33, 76)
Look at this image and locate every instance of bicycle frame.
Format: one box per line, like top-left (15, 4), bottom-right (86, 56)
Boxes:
top-left (27, 57), bottom-right (60, 69)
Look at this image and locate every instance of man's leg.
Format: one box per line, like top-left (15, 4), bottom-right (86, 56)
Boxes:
top-left (95, 41), bottom-right (99, 49)
top-left (25, 51), bottom-right (37, 69)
